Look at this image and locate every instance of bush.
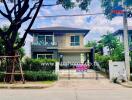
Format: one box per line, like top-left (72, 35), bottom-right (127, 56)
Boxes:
top-left (0, 72), bottom-right (4, 82)
top-left (24, 71), bottom-right (58, 81)
top-left (22, 58), bottom-right (57, 71)
top-left (0, 71), bottom-right (58, 82)
top-left (95, 53), bottom-right (110, 69)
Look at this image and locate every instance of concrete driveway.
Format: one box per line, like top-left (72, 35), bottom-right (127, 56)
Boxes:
top-left (0, 79), bottom-right (132, 100)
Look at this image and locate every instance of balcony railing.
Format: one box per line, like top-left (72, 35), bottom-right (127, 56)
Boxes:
top-left (32, 42), bottom-right (58, 46)
top-left (31, 42), bottom-right (58, 52)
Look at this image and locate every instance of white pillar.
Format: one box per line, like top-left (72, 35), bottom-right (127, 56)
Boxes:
top-left (55, 62), bottom-right (59, 74)
top-left (80, 53), bottom-right (84, 63)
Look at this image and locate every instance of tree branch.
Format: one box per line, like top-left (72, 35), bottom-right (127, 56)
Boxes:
top-left (0, 10), bottom-right (12, 22)
top-left (3, 0), bottom-right (10, 14)
top-left (20, 1), bottom-right (40, 23)
top-left (10, 0), bottom-right (24, 13)
top-left (6, 0), bottom-right (29, 38)
top-left (16, 0), bottom-right (29, 19)
top-left (15, 0), bottom-right (43, 49)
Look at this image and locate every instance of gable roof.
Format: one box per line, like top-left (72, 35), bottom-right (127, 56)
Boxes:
top-left (114, 26), bottom-right (132, 35)
top-left (29, 26), bottom-right (89, 36)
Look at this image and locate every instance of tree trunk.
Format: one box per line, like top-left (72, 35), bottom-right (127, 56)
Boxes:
top-left (4, 42), bottom-right (16, 83)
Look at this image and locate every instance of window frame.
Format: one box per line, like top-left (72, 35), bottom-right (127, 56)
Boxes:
top-left (37, 35), bottom-right (54, 46)
top-left (70, 35), bottom-right (80, 46)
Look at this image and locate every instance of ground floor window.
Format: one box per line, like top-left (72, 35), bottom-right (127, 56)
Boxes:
top-left (37, 54), bottom-right (53, 59)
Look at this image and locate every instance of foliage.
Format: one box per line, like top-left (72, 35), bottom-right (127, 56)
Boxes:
top-left (57, 0), bottom-right (132, 19)
top-left (101, 33), bottom-right (124, 61)
top-left (95, 53), bottom-right (110, 69)
top-left (111, 43), bottom-right (124, 61)
top-left (85, 41), bottom-right (103, 54)
top-left (57, 0), bottom-right (92, 11)
top-left (0, 26), bottom-right (25, 57)
top-left (0, 37), bottom-right (5, 55)
top-left (22, 58), bottom-right (57, 71)
top-left (95, 33), bottom-right (124, 72)
top-left (24, 71), bottom-right (58, 81)
top-left (101, 0), bottom-right (132, 19)
top-left (0, 71), bottom-right (58, 82)
top-left (18, 48), bottom-right (25, 58)
top-left (85, 41), bottom-right (97, 47)
top-left (0, 72), bottom-right (4, 82)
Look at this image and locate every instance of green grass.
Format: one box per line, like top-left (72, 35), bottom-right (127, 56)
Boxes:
top-left (41, 81), bottom-right (56, 84)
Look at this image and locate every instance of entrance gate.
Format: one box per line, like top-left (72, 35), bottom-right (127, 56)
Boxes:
top-left (58, 63), bottom-right (106, 80)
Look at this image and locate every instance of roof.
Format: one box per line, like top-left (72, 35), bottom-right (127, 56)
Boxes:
top-left (29, 26), bottom-right (90, 36)
top-left (114, 26), bottom-right (132, 35)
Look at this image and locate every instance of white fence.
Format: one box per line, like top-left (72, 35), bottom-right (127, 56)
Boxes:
top-left (109, 60), bottom-right (127, 82)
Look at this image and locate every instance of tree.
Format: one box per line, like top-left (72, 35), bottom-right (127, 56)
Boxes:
top-left (101, 0), bottom-right (132, 19)
top-left (101, 33), bottom-right (124, 61)
top-left (85, 41), bottom-right (103, 54)
top-left (101, 33), bottom-right (119, 54)
top-left (0, 0), bottom-right (44, 83)
top-left (0, 26), bottom-right (25, 57)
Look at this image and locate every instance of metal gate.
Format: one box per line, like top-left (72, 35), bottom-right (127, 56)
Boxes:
top-left (59, 63), bottom-right (106, 79)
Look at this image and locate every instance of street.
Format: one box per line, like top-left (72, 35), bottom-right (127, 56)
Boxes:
top-left (0, 79), bottom-right (132, 100)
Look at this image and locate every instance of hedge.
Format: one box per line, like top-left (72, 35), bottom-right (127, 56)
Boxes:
top-left (22, 58), bottom-right (57, 71)
top-left (0, 71), bottom-right (58, 82)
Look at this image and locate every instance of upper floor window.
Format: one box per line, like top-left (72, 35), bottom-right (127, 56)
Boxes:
top-left (70, 36), bottom-right (80, 46)
top-left (38, 35), bottom-right (53, 46)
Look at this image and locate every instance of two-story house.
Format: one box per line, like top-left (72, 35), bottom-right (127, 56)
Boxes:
top-left (102, 26), bottom-right (132, 55)
top-left (114, 26), bottom-right (132, 50)
top-left (29, 26), bottom-right (94, 64)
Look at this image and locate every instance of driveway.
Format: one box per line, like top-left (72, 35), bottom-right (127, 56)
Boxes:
top-left (0, 79), bottom-right (132, 100)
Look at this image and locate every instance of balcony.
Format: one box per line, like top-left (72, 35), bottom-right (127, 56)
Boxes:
top-left (31, 42), bottom-right (58, 52)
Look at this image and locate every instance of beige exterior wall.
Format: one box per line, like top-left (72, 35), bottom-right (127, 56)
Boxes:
top-left (56, 33), bottom-right (84, 49)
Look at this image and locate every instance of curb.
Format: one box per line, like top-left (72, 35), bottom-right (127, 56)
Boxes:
top-left (119, 82), bottom-right (132, 88)
top-left (0, 83), bottom-right (55, 89)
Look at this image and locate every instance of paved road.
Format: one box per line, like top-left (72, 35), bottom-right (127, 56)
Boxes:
top-left (0, 79), bottom-right (132, 100)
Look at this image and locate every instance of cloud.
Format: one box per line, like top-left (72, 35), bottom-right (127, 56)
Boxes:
top-left (1, 0), bottom-right (132, 56)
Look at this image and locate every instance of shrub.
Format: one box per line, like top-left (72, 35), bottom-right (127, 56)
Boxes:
top-left (95, 53), bottom-right (110, 69)
top-left (0, 71), bottom-right (58, 82)
top-left (22, 58), bottom-right (57, 71)
top-left (24, 71), bottom-right (58, 81)
top-left (0, 72), bottom-right (4, 82)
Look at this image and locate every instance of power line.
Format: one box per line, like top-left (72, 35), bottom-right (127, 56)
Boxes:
top-left (34, 13), bottom-right (104, 18)
top-left (41, 4), bottom-right (59, 7)
top-left (0, 13), bottom-right (104, 20)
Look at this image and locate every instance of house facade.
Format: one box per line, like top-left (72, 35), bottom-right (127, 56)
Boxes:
top-left (114, 26), bottom-right (132, 50)
top-left (29, 26), bottom-right (93, 64)
top-left (103, 26), bottom-right (132, 55)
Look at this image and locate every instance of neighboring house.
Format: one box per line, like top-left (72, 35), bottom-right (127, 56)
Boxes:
top-left (29, 26), bottom-right (94, 64)
top-left (114, 26), bottom-right (132, 50)
top-left (102, 26), bottom-right (132, 55)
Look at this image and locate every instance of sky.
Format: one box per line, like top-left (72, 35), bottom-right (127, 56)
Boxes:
top-left (0, 0), bottom-right (132, 56)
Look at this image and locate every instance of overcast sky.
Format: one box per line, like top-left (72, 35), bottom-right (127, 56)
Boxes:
top-left (0, 0), bottom-right (132, 56)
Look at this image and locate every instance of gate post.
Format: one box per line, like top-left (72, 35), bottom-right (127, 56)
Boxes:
top-left (55, 62), bottom-right (59, 80)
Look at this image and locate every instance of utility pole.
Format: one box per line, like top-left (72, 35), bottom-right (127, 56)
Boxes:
top-left (122, 0), bottom-right (130, 81)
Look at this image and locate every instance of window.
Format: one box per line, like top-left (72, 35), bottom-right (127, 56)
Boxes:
top-left (37, 35), bottom-right (54, 46)
top-left (37, 54), bottom-right (53, 59)
top-left (70, 36), bottom-right (80, 46)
